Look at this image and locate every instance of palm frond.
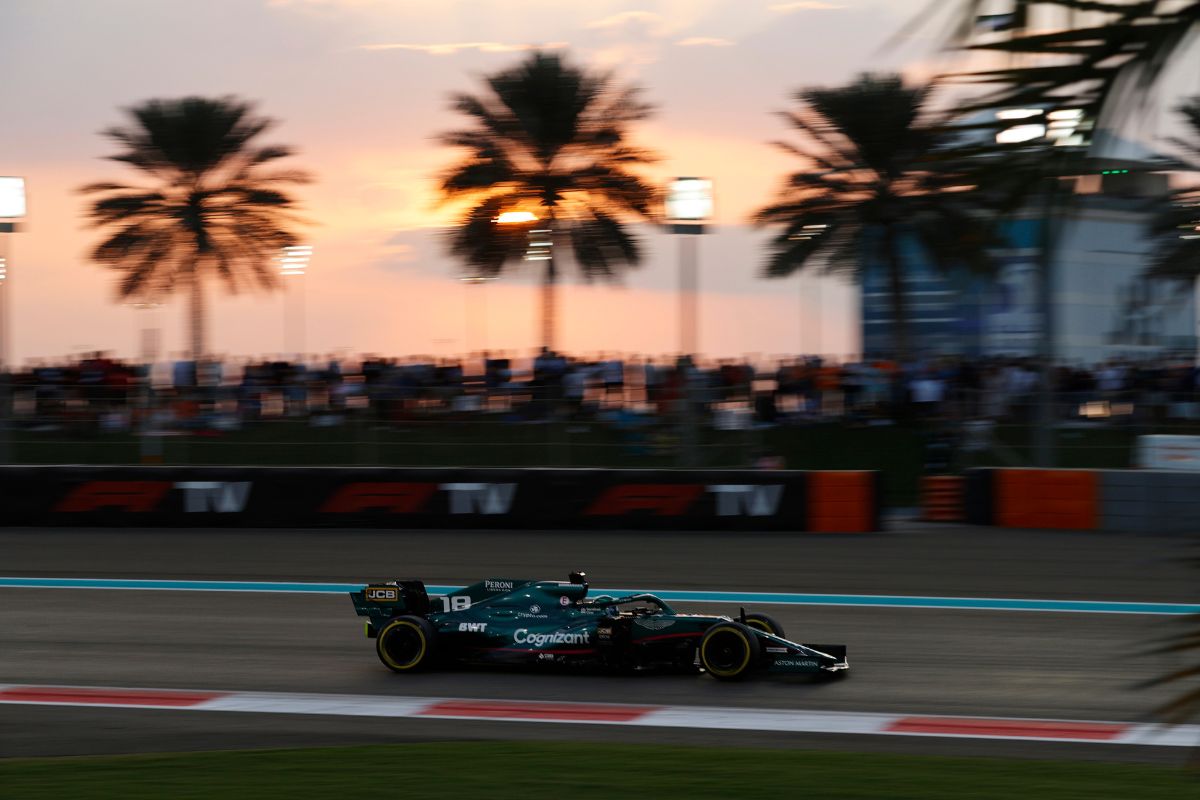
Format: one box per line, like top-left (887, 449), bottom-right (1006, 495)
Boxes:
top-left (568, 206), bottom-right (641, 281)
top-left (1146, 98), bottom-right (1200, 286)
top-left (83, 95), bottom-right (309, 318)
top-left (436, 50), bottom-right (658, 284)
top-left (754, 72), bottom-right (1010, 358)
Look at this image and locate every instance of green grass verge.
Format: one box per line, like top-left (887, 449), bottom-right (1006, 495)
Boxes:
top-left (1, 742), bottom-right (1194, 800)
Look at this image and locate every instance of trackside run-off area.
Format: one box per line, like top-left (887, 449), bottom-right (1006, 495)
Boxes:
top-left (2, 683), bottom-right (1198, 746)
top-left (2, 523), bottom-right (1199, 794)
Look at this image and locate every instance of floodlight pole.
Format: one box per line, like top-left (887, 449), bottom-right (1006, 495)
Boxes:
top-left (666, 177), bottom-right (712, 357)
top-left (287, 272), bottom-right (306, 359)
top-left (129, 299), bottom-right (163, 464)
top-left (1032, 144), bottom-right (1078, 468)
top-left (666, 177), bottom-right (712, 469)
top-left (462, 276), bottom-right (490, 352)
top-left (0, 224), bottom-right (10, 370)
top-left (279, 246), bottom-right (312, 361)
top-left (679, 233), bottom-right (699, 355)
top-left (0, 223), bottom-right (14, 465)
top-left (670, 228), bottom-right (703, 468)
top-left (0, 178), bottom-right (27, 466)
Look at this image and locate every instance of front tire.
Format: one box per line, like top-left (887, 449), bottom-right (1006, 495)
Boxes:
top-left (743, 613), bottom-right (785, 638)
top-left (376, 615), bottom-right (436, 673)
top-left (699, 623), bottom-right (760, 681)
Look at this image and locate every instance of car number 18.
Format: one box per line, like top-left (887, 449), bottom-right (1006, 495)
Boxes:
top-left (438, 596), bottom-right (472, 612)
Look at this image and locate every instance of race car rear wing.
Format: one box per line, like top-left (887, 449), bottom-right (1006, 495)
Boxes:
top-left (350, 579), bottom-right (430, 623)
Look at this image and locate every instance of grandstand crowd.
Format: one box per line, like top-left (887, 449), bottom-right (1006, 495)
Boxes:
top-left (8, 349), bottom-right (1200, 434)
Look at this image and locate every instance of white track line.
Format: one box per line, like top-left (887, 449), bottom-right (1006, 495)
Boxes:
top-left (1, 684), bottom-right (1196, 747)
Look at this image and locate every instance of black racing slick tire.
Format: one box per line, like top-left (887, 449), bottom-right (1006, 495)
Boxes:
top-left (743, 613), bottom-right (785, 639)
top-left (699, 623), bottom-right (761, 681)
top-left (376, 615), bottom-right (437, 673)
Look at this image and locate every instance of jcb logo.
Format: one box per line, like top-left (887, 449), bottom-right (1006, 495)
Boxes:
top-left (707, 485), bottom-right (783, 516)
top-left (365, 586), bottom-right (399, 602)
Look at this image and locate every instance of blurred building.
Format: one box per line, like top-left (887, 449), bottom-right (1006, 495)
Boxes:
top-left (862, 158), bottom-right (1197, 363)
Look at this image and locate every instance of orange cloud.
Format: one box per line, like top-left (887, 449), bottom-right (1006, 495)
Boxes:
top-left (675, 37), bottom-right (735, 47)
top-left (586, 10), bottom-right (667, 32)
top-left (769, 1), bottom-right (845, 11)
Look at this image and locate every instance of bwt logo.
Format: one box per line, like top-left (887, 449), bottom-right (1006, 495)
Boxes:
top-left (707, 485), bottom-right (783, 516)
top-left (440, 483), bottom-right (517, 515)
top-left (174, 482), bottom-right (253, 513)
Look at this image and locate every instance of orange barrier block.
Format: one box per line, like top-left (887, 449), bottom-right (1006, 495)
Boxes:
top-left (922, 476), bottom-right (964, 522)
top-left (994, 469), bottom-right (1098, 530)
top-left (808, 471), bottom-right (875, 532)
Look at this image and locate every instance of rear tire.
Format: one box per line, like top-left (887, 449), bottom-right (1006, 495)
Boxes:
top-left (743, 613), bottom-right (785, 638)
top-left (376, 615), bottom-right (436, 673)
top-left (699, 623), bottom-right (760, 681)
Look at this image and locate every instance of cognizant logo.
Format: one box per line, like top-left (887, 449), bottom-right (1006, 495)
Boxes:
top-left (513, 628), bottom-right (590, 647)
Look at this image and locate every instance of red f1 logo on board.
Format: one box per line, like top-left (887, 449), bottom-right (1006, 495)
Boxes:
top-left (320, 482), bottom-right (438, 513)
top-left (584, 484), bottom-right (702, 516)
top-left (54, 481), bottom-right (171, 513)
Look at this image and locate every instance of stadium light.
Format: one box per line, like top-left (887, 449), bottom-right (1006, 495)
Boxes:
top-left (279, 244), bottom-right (312, 276)
top-left (996, 124), bottom-right (1047, 144)
top-left (496, 211), bottom-right (538, 224)
top-left (996, 108), bottom-right (1043, 120)
top-left (0, 177), bottom-right (26, 220)
top-left (666, 178), bottom-right (713, 225)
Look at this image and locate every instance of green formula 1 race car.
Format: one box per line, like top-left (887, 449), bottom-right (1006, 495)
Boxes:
top-left (350, 572), bottom-right (848, 681)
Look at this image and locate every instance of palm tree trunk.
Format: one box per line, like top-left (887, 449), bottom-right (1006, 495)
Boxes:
top-left (884, 228), bottom-right (910, 364)
top-left (541, 256), bottom-right (557, 351)
top-left (189, 273), bottom-right (205, 362)
top-left (1034, 162), bottom-right (1069, 468)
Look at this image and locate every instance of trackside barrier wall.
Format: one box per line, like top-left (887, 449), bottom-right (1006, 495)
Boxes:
top-left (0, 467), bottom-right (884, 532)
top-left (1100, 470), bottom-right (1200, 534)
top-left (965, 468), bottom-right (1200, 532)
top-left (920, 476), bottom-right (965, 522)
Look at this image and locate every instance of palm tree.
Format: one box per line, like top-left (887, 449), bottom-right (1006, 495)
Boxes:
top-left (437, 51), bottom-right (659, 350)
top-left (754, 73), bottom-right (1001, 362)
top-left (1147, 97), bottom-right (1200, 284)
top-left (1142, 546), bottom-right (1200, 738)
top-left (1142, 105), bottom-right (1200, 730)
top-left (82, 96), bottom-right (310, 360)
top-left (933, 1), bottom-right (1199, 127)
top-left (906, 2), bottom-right (1197, 467)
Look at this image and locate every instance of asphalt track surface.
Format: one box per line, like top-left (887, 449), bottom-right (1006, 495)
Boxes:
top-left (2, 523), bottom-right (1198, 763)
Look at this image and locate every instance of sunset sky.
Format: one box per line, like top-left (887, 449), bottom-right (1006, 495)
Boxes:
top-left (6, 0), bottom-right (1189, 365)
